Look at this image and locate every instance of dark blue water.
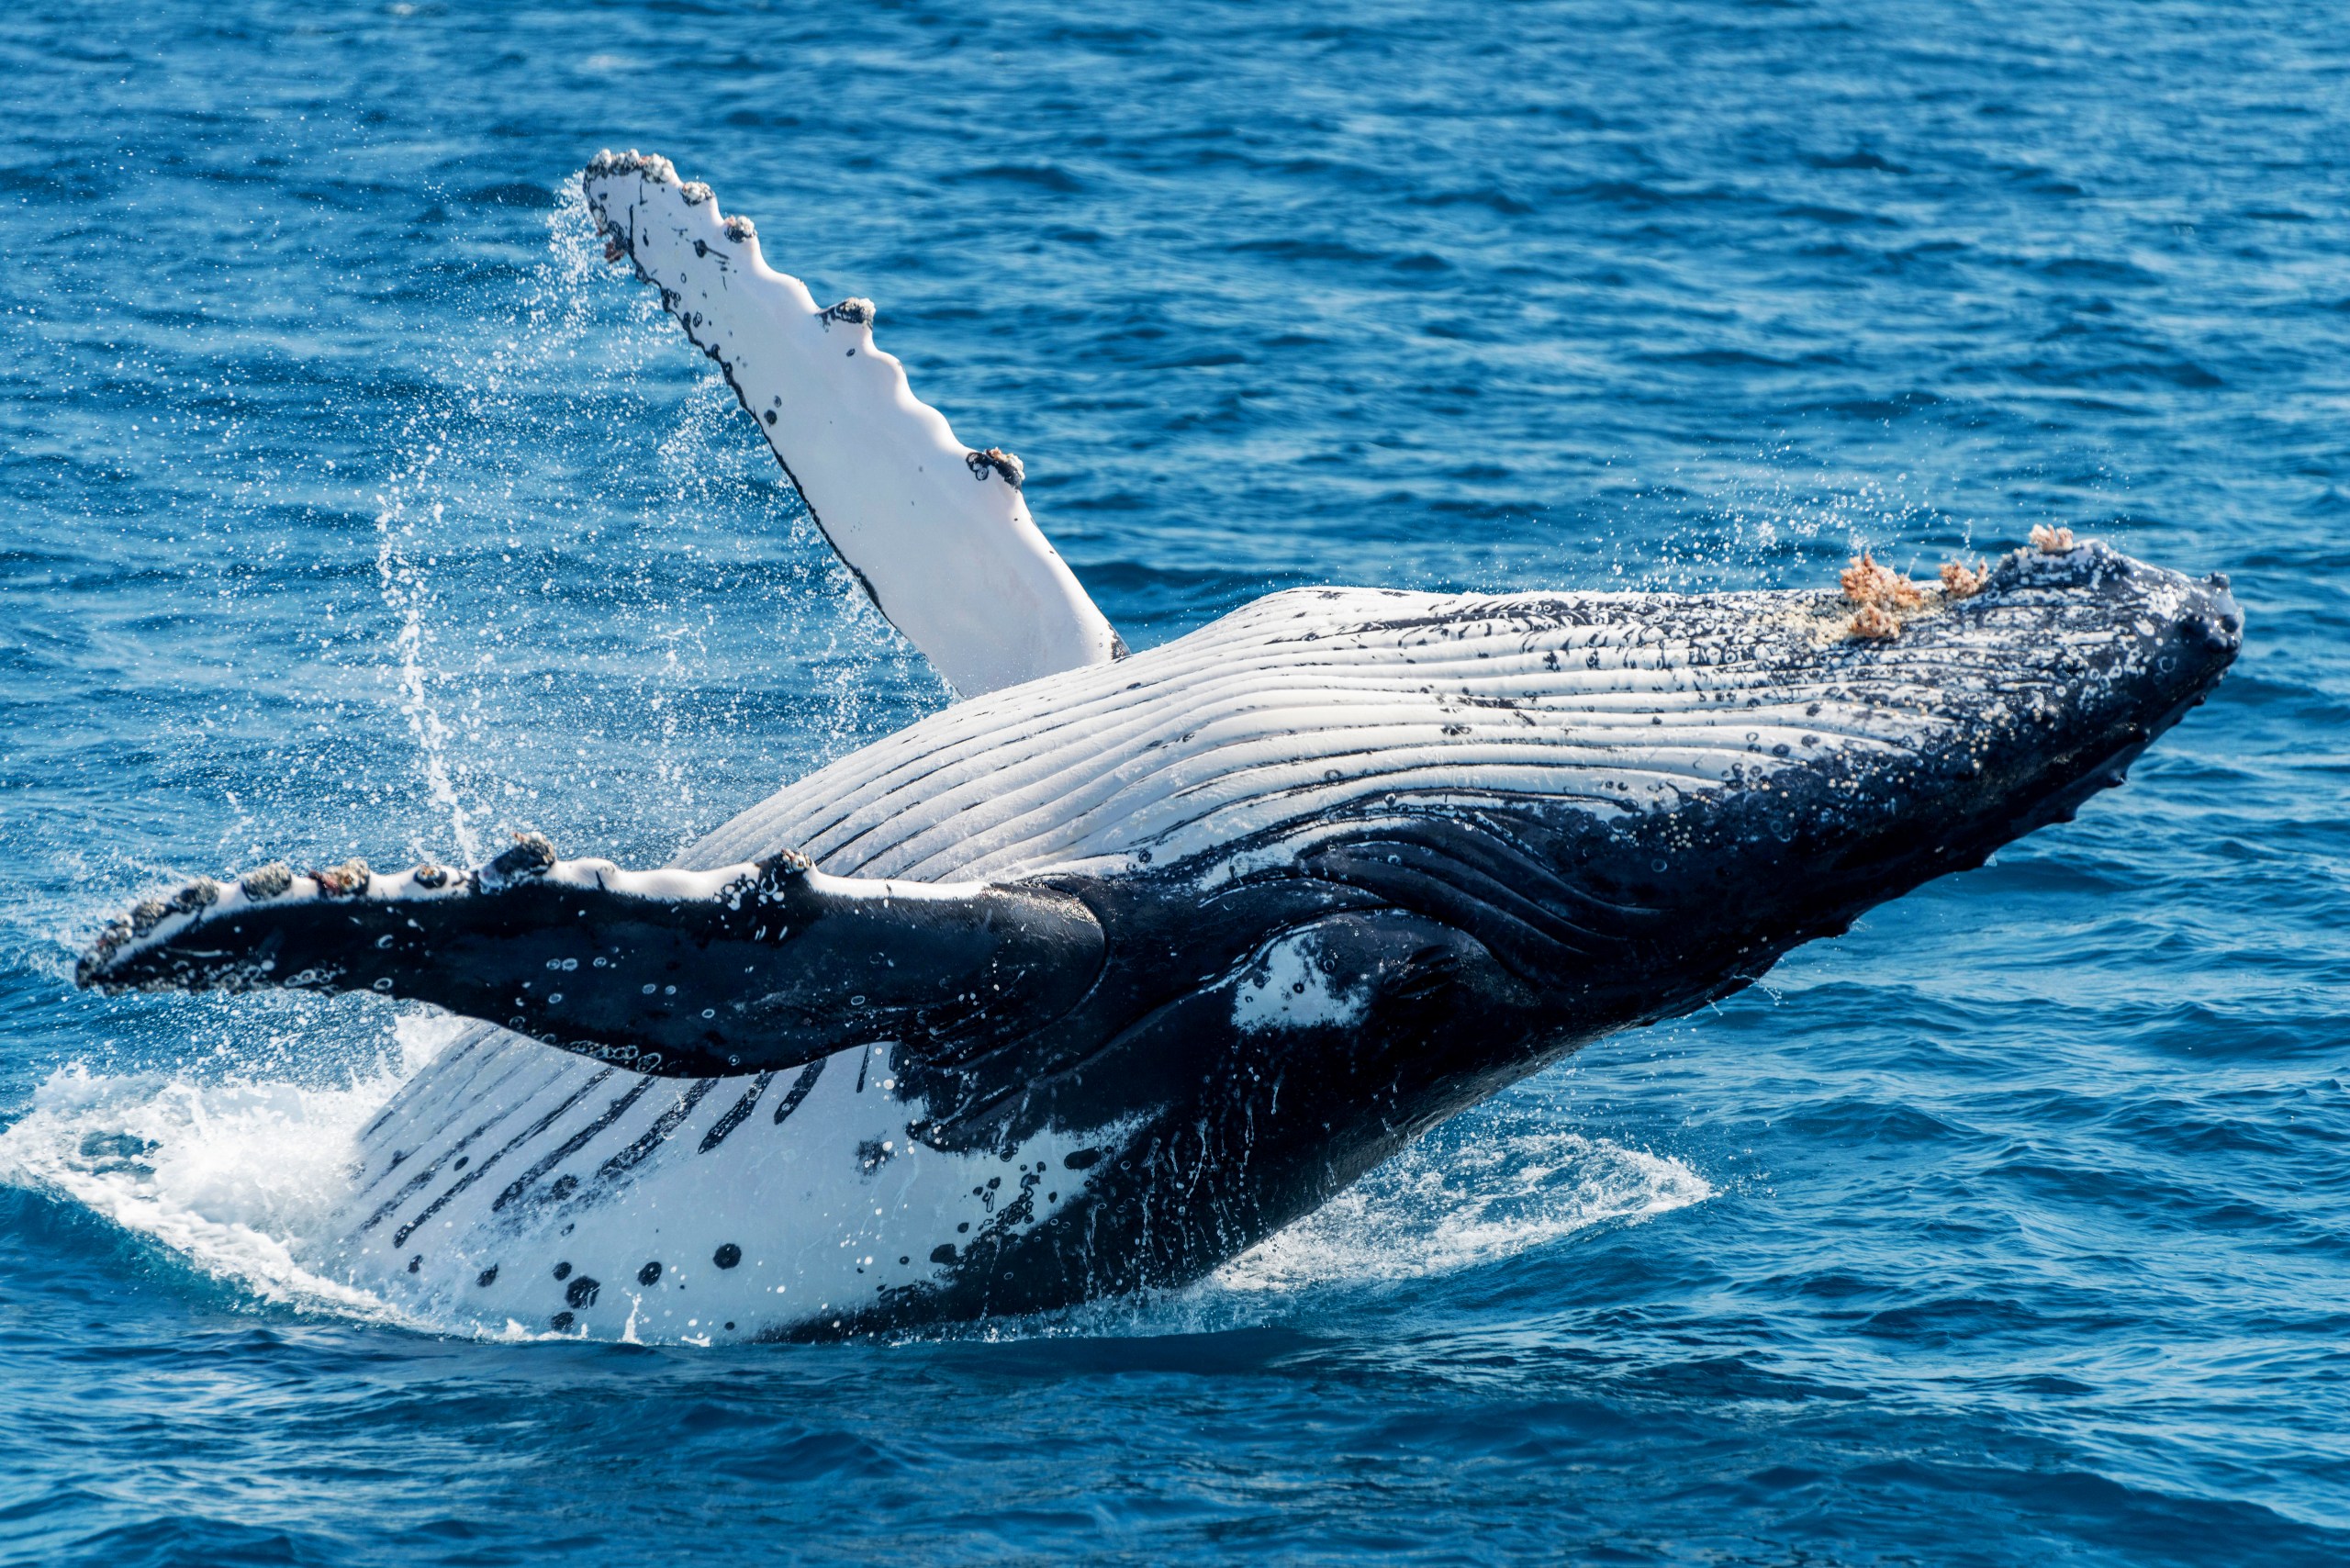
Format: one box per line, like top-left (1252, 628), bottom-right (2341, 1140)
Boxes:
top-left (4, 2), bottom-right (2344, 1562)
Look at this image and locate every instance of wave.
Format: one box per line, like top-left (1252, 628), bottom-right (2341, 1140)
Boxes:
top-left (0, 1014), bottom-right (467, 1331)
top-left (1216, 1116), bottom-right (1711, 1293)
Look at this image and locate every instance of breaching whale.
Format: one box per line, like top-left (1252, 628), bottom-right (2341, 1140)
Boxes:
top-left (76, 152), bottom-right (2241, 1341)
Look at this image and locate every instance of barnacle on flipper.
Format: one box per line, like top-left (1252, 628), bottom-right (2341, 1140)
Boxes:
top-left (477, 831), bottom-right (558, 890)
top-left (241, 861), bottom-right (294, 899)
top-left (967, 447), bottom-right (1025, 487)
top-left (585, 148), bottom-right (678, 185)
top-left (314, 859), bottom-right (372, 898)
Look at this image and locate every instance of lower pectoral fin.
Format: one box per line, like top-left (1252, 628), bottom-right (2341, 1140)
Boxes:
top-left (78, 834), bottom-right (1104, 1078)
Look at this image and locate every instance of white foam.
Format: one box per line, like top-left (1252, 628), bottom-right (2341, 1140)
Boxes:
top-left (0, 1014), bottom-right (467, 1327)
top-left (1214, 1119), bottom-right (1711, 1292)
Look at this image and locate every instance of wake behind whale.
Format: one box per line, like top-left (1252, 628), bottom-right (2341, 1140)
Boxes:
top-left (73, 152), bottom-right (2240, 1340)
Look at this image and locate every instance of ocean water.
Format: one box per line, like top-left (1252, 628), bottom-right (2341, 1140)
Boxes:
top-left (2, 0), bottom-right (2344, 1562)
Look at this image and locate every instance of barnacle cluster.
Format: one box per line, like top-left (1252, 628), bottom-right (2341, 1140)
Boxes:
top-left (1841, 551), bottom-right (1925, 611)
top-left (966, 447), bottom-right (1026, 487)
top-left (1840, 542), bottom-right (2013, 640)
top-left (1841, 550), bottom-right (1924, 639)
top-left (1939, 558), bottom-right (1990, 598)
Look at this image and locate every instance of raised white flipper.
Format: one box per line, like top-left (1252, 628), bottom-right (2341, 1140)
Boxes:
top-left (581, 151), bottom-right (1122, 698)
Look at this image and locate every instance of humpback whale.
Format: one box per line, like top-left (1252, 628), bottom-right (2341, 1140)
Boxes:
top-left (76, 152), bottom-right (2241, 1341)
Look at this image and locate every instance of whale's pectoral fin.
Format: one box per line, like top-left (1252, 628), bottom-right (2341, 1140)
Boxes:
top-left (579, 151), bottom-right (1124, 698)
top-left (75, 835), bottom-right (1105, 1079)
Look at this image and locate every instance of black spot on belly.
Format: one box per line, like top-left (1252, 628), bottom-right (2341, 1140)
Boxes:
top-left (1063, 1148), bottom-right (1102, 1170)
top-left (713, 1242), bottom-right (742, 1269)
top-left (638, 1260), bottom-right (663, 1286)
top-left (565, 1276), bottom-right (600, 1309)
top-left (930, 1244), bottom-right (957, 1264)
top-left (553, 1260), bottom-right (572, 1281)
top-left (406, 1254), bottom-right (421, 1274)
top-left (723, 1321), bottom-right (734, 1330)
top-left (476, 1266), bottom-right (499, 1288)
top-left (548, 1174), bottom-right (578, 1201)
top-left (550, 1310), bottom-right (574, 1331)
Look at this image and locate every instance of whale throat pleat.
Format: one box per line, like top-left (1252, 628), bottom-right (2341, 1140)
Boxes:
top-left (680, 585), bottom-right (1930, 884)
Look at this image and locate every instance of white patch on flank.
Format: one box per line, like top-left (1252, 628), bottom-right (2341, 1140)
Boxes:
top-left (304, 1028), bottom-right (1137, 1342)
top-left (1231, 928), bottom-right (1368, 1034)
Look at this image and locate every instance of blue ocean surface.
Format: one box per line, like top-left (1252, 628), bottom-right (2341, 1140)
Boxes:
top-left (2, 2), bottom-right (2344, 1562)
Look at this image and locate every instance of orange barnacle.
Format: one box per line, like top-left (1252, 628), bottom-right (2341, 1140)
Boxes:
top-left (1939, 558), bottom-right (1989, 599)
top-left (1849, 604), bottom-right (1899, 641)
top-left (1843, 551), bottom-right (1925, 610)
top-left (1841, 551), bottom-right (1898, 605)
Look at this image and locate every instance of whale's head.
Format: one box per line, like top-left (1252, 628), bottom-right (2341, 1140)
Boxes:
top-left (1701, 536), bottom-right (2242, 885)
top-left (1818, 537), bottom-right (2241, 834)
top-left (1259, 537), bottom-right (2242, 1035)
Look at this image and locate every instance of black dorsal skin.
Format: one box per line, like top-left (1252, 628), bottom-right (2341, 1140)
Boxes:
top-left (76, 541), bottom-right (2242, 1333)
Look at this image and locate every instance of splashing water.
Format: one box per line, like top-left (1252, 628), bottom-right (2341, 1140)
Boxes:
top-left (1219, 1125), bottom-right (1712, 1294)
top-left (0, 1002), bottom-right (1705, 1342)
top-left (0, 1014), bottom-right (468, 1327)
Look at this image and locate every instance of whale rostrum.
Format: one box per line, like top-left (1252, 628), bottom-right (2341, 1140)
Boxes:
top-left (72, 154), bottom-right (2243, 1340)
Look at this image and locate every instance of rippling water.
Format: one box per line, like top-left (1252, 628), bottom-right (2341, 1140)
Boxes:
top-left (3, 2), bottom-right (2344, 1562)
